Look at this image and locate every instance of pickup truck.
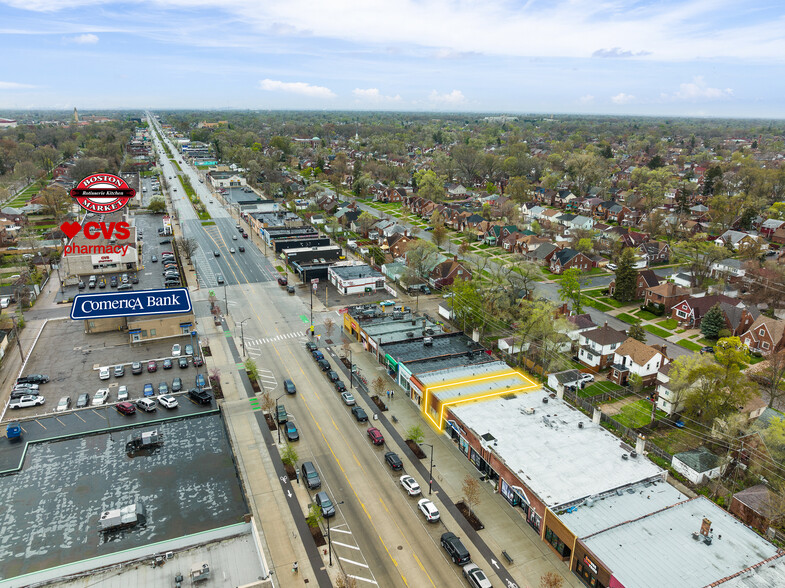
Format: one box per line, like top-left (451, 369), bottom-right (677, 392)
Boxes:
top-left (277, 403), bottom-right (288, 424)
top-left (10, 395), bottom-right (45, 409)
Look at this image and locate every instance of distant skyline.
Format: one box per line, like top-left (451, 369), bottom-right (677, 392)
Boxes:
top-left (1, 1), bottom-right (784, 118)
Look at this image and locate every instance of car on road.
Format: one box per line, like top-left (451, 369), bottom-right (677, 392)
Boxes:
top-left (441, 532), bottom-right (471, 565)
top-left (334, 380), bottom-right (347, 393)
top-left (158, 382), bottom-right (169, 395)
top-left (418, 498), bottom-right (440, 522)
top-left (301, 461), bottom-right (321, 489)
top-left (277, 276), bottom-right (288, 286)
top-left (400, 475), bottom-right (421, 496)
top-left (56, 396), bottom-right (72, 412)
top-left (117, 385), bottom-right (128, 401)
top-left (283, 379), bottom-right (296, 394)
top-left (352, 406), bottom-right (368, 422)
top-left (317, 359), bottom-right (331, 371)
top-left (10, 395), bottom-right (45, 409)
top-left (242, 232), bottom-right (248, 238)
top-left (172, 377), bottom-right (182, 392)
top-left (236, 224), bottom-right (241, 230)
top-left (147, 360), bottom-right (157, 373)
top-left (462, 564), bottom-right (492, 588)
top-left (287, 285), bottom-right (295, 294)
top-left (216, 274), bottom-right (224, 284)
top-left (99, 367), bottom-right (111, 380)
top-left (172, 344), bottom-right (181, 357)
top-left (367, 427), bottom-right (384, 445)
top-left (311, 350), bottom-right (324, 361)
top-left (285, 421), bottom-right (299, 441)
top-left (151, 255), bottom-right (158, 263)
top-left (239, 246), bottom-right (245, 252)
top-left (143, 383), bottom-right (155, 397)
top-left (158, 395), bottom-right (179, 409)
top-left (341, 392), bottom-right (355, 406)
top-left (131, 362), bottom-right (142, 374)
top-left (213, 250), bottom-right (220, 257)
top-left (232, 234), bottom-right (238, 240)
top-left (116, 401), bottom-right (136, 415)
top-left (76, 393), bottom-right (90, 408)
top-left (162, 358), bottom-right (173, 370)
top-left (230, 247), bottom-right (235, 254)
top-left (326, 370), bottom-right (340, 382)
top-left (188, 388), bottom-right (212, 404)
top-left (17, 374), bottom-right (49, 384)
top-left (178, 357), bottom-right (188, 369)
top-left (92, 389), bottom-right (109, 406)
top-left (305, 341), bottom-right (317, 352)
top-left (314, 491), bottom-right (336, 518)
top-left (136, 398), bottom-right (157, 412)
top-left (385, 451), bottom-right (403, 471)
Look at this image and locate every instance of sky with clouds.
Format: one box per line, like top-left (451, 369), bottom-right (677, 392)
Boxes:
top-left (0, 0), bottom-right (783, 117)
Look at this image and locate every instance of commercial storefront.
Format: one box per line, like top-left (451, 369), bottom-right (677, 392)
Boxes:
top-left (571, 543), bottom-right (611, 588)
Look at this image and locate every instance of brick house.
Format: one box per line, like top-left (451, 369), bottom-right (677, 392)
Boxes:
top-left (637, 240), bottom-right (670, 264)
top-left (428, 256), bottom-right (472, 289)
top-left (608, 269), bottom-right (660, 299)
top-left (671, 294), bottom-right (738, 328)
top-left (644, 282), bottom-right (690, 313)
top-left (608, 338), bottom-right (669, 387)
top-left (549, 248), bottom-right (594, 274)
top-left (740, 316), bottom-right (785, 356)
top-left (730, 485), bottom-right (780, 534)
top-left (577, 324), bottom-right (628, 372)
top-left (527, 243), bottom-right (561, 266)
top-left (386, 233), bottom-right (413, 259)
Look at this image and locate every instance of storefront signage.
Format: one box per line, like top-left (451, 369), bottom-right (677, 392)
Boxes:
top-left (584, 556), bottom-right (598, 574)
top-left (71, 288), bottom-right (192, 320)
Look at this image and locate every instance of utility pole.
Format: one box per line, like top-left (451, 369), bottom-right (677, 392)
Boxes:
top-left (239, 318), bottom-right (249, 357)
top-left (10, 315), bottom-right (24, 362)
top-left (224, 285), bottom-right (229, 317)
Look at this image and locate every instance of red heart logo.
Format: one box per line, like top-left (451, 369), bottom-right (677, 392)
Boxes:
top-left (60, 221), bottom-right (82, 239)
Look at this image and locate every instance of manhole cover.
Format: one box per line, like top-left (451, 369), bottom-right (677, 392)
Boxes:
top-left (397, 545), bottom-right (403, 550)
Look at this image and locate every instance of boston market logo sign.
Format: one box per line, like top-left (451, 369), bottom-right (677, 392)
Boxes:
top-left (70, 173), bottom-right (136, 214)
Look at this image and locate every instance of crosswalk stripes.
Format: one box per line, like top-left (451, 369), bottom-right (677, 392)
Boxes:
top-left (324, 523), bottom-right (377, 585)
top-left (245, 331), bottom-right (305, 346)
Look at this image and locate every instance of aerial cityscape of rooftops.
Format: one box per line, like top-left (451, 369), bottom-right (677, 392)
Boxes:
top-left (2, 1), bottom-right (785, 588)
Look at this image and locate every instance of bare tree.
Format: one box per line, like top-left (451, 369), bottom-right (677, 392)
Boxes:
top-left (177, 237), bottom-right (198, 262)
top-left (342, 341), bottom-right (351, 358)
top-left (372, 375), bottom-right (385, 397)
top-left (462, 475), bottom-right (482, 519)
top-left (750, 351), bottom-right (785, 408)
top-left (335, 571), bottom-right (358, 588)
top-left (261, 391), bottom-right (275, 414)
top-left (540, 572), bottom-right (565, 588)
top-left (323, 317), bottom-right (334, 337)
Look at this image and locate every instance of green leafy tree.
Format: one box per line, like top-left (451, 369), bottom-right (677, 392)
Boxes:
top-left (558, 268), bottom-right (582, 314)
top-left (613, 247), bottom-right (638, 302)
top-left (147, 197), bottom-right (167, 213)
top-left (306, 503), bottom-right (324, 529)
top-left (414, 169), bottom-right (445, 201)
top-left (406, 424), bottom-right (425, 444)
top-left (281, 443), bottom-right (299, 468)
top-left (700, 304), bottom-right (726, 340)
top-left (627, 323), bottom-right (647, 343)
top-left (403, 239), bottom-right (438, 282)
top-left (244, 358), bottom-right (259, 381)
top-left (431, 224), bottom-right (449, 249)
top-left (356, 211), bottom-right (376, 236)
top-left (575, 238), bottom-right (592, 254)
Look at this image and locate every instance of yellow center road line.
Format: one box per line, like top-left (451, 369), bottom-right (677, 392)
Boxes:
top-left (201, 230), bottom-right (247, 285)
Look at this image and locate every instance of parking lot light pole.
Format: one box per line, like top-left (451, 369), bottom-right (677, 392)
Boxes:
top-left (276, 394), bottom-right (285, 444)
top-left (422, 443), bottom-right (434, 495)
top-left (239, 318), bottom-right (250, 357)
top-left (327, 501), bottom-right (345, 566)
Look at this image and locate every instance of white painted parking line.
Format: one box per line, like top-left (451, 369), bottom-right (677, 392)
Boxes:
top-left (329, 527), bottom-right (352, 535)
top-left (339, 557), bottom-right (369, 568)
top-left (347, 574), bottom-right (378, 585)
top-left (332, 541), bottom-right (360, 550)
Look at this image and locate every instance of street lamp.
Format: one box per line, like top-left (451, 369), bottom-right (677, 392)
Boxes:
top-left (275, 394), bottom-right (285, 444)
top-left (422, 443), bottom-right (435, 495)
top-left (327, 500), bottom-right (345, 566)
top-left (239, 318), bottom-right (250, 357)
top-left (224, 285), bottom-right (229, 317)
top-left (349, 347), bottom-right (353, 390)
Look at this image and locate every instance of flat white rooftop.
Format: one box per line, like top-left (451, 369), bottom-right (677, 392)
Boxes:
top-left (449, 393), bottom-right (664, 508)
top-left (419, 361), bottom-right (535, 402)
top-left (582, 497), bottom-right (778, 588)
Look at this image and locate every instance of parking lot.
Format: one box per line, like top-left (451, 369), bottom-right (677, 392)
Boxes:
top-left (0, 413), bottom-right (248, 581)
top-left (4, 318), bottom-right (203, 420)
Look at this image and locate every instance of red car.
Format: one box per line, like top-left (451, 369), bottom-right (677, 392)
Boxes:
top-left (147, 360), bottom-right (157, 372)
top-left (367, 427), bottom-right (384, 445)
top-left (242, 232), bottom-right (248, 239)
top-left (116, 401), bottom-right (136, 415)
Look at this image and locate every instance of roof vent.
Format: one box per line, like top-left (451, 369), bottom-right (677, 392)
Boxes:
top-left (578, 422), bottom-right (584, 429)
top-left (406, 332), bottom-right (414, 338)
top-left (621, 454), bottom-right (629, 460)
top-left (630, 451), bottom-right (637, 458)
top-left (542, 397), bottom-right (549, 404)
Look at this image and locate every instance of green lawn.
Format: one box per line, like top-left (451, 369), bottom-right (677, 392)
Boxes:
top-left (579, 381), bottom-right (623, 398)
top-left (597, 296), bottom-right (626, 309)
top-left (201, 221), bottom-right (215, 226)
top-left (614, 399), bottom-right (666, 428)
top-left (582, 287), bottom-right (607, 296)
top-left (615, 313), bottom-right (641, 325)
top-left (658, 318), bottom-right (678, 330)
top-left (635, 309), bottom-right (659, 321)
top-left (644, 324), bottom-right (673, 338)
top-left (678, 339), bottom-right (703, 352)
top-left (584, 298), bottom-right (613, 312)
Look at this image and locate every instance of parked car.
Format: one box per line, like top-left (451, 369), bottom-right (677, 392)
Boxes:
top-left (285, 421), bottom-right (299, 441)
top-left (151, 255), bottom-right (158, 263)
top-left (384, 451), bottom-right (403, 471)
top-left (351, 406), bottom-right (368, 422)
top-left (76, 393), bottom-right (90, 408)
top-left (287, 285), bottom-right (295, 294)
top-left (11, 389), bottom-right (39, 400)
top-left (418, 498), bottom-right (440, 522)
top-left (341, 392), bottom-right (355, 406)
top-left (277, 276), bottom-right (288, 286)
top-left (188, 388), bottom-right (212, 404)
top-left (441, 532), bottom-right (471, 565)
top-left (314, 491), bottom-right (336, 518)
top-left (10, 395), bottom-right (45, 409)
top-left (136, 398), bottom-right (157, 412)
top-left (92, 389), bottom-right (109, 406)
top-left (116, 401), bottom-right (136, 415)
top-left (311, 350), bottom-right (324, 361)
top-left (117, 385), bottom-right (128, 401)
top-left (114, 365), bottom-right (124, 377)
top-left (195, 373), bottom-right (206, 389)
top-left (143, 383), bottom-right (154, 397)
top-left (700, 346), bottom-right (715, 354)
top-left (301, 461), bottom-right (321, 489)
top-left (172, 344), bottom-right (181, 356)
top-left (462, 564), bottom-right (492, 588)
top-left (283, 379), bottom-right (296, 394)
top-left (400, 475), bottom-right (421, 496)
top-left (192, 356), bottom-right (204, 367)
top-left (305, 341), bottom-right (317, 352)
top-left (606, 263), bottom-right (618, 271)
top-left (131, 362), bottom-right (142, 374)
top-left (158, 395), bottom-right (179, 409)
top-left (17, 374), bottom-right (49, 384)
top-left (56, 396), bottom-right (72, 412)
top-left (158, 382), bottom-right (169, 395)
top-left (147, 360), bottom-right (157, 373)
top-left (162, 358), bottom-right (173, 370)
top-left (327, 370), bottom-right (340, 382)
top-left (178, 357), bottom-right (188, 369)
top-left (213, 250), bottom-right (220, 257)
top-left (317, 359), bottom-right (331, 371)
top-left (239, 246), bottom-right (245, 252)
top-left (99, 367), bottom-right (111, 380)
top-left (334, 380), bottom-right (347, 393)
top-left (172, 377), bottom-right (182, 392)
top-left (367, 427), bottom-right (384, 445)
top-left (185, 344), bottom-right (194, 355)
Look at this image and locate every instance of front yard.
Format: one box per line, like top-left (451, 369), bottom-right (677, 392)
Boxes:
top-left (643, 324), bottom-right (673, 338)
top-left (613, 399), bottom-right (667, 428)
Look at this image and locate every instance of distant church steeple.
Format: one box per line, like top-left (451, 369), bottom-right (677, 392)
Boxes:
top-left (73, 107), bottom-right (79, 123)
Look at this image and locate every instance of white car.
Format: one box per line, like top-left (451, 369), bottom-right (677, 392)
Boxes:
top-left (230, 247), bottom-right (235, 254)
top-left (56, 396), bottom-right (71, 412)
top-left (400, 475), bottom-right (421, 496)
top-left (607, 263), bottom-right (618, 271)
top-left (172, 344), bottom-right (181, 357)
top-left (10, 395), bottom-right (45, 409)
top-left (462, 563), bottom-right (493, 588)
top-left (158, 395), bottom-right (179, 409)
top-left (578, 373), bottom-right (595, 384)
top-left (99, 367), bottom-right (111, 380)
top-left (341, 392), bottom-right (355, 406)
top-left (93, 389), bottom-right (110, 405)
top-left (117, 385), bottom-right (128, 401)
top-left (418, 498), bottom-right (440, 522)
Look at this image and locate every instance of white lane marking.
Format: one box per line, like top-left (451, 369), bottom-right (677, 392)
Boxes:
top-left (339, 557), bottom-right (369, 569)
top-left (329, 528), bottom-right (353, 535)
top-left (347, 575), bottom-right (378, 585)
top-left (331, 541), bottom-right (360, 550)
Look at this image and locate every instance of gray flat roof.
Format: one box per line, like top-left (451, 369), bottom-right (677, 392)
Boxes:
top-left (363, 317), bottom-right (443, 343)
top-left (449, 394), bottom-right (665, 508)
top-left (405, 353), bottom-right (494, 375)
top-left (582, 497), bottom-right (779, 588)
top-left (557, 479), bottom-right (687, 537)
top-left (382, 332), bottom-right (483, 363)
top-left (330, 264), bottom-right (383, 280)
top-left (714, 552), bottom-right (785, 587)
top-left (420, 361), bottom-right (534, 402)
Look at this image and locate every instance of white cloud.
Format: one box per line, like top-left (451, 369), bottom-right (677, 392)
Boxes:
top-left (592, 47), bottom-right (651, 58)
top-left (670, 76), bottom-right (733, 101)
top-left (352, 88), bottom-right (401, 103)
top-left (70, 33), bottom-right (99, 44)
top-left (259, 79), bottom-right (336, 99)
top-left (579, 94), bottom-right (594, 104)
top-left (0, 81), bottom-right (35, 89)
top-left (611, 92), bottom-right (635, 104)
top-left (428, 89), bottom-right (466, 105)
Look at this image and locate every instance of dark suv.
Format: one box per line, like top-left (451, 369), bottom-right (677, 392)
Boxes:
top-left (301, 461), bottom-right (321, 489)
top-left (441, 532), bottom-right (471, 565)
top-left (188, 388), bottom-right (212, 404)
top-left (385, 451), bottom-right (403, 471)
top-left (317, 359), bottom-right (331, 371)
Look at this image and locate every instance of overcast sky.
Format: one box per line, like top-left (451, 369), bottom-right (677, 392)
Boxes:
top-left (1, 0), bottom-right (784, 117)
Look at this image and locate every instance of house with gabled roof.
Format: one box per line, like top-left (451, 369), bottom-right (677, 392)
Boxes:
top-left (671, 294), bottom-right (739, 328)
top-left (608, 269), bottom-right (660, 299)
top-left (608, 337), bottom-right (669, 386)
top-left (637, 240), bottom-right (670, 264)
top-left (526, 242), bottom-right (561, 266)
top-left (577, 323), bottom-right (628, 372)
top-left (428, 256), bottom-right (472, 289)
top-left (716, 230), bottom-right (765, 252)
top-left (550, 248), bottom-right (595, 274)
top-left (645, 281), bottom-right (690, 313)
top-left (740, 316), bottom-right (785, 356)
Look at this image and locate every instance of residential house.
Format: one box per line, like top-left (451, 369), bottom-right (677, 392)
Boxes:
top-left (621, 230), bottom-right (649, 248)
top-left (637, 240), bottom-right (670, 265)
top-left (608, 337), bottom-right (669, 386)
top-left (515, 235), bottom-right (550, 254)
top-left (671, 294), bottom-right (738, 328)
top-left (0, 206), bottom-right (26, 225)
top-left (428, 256), bottom-right (472, 290)
top-left (644, 282), bottom-right (690, 313)
top-left (716, 230), bottom-right (765, 252)
top-left (550, 248), bottom-right (594, 274)
top-left (608, 269), bottom-right (659, 300)
top-left (671, 447), bottom-right (725, 485)
top-left (711, 258), bottom-right (747, 280)
top-left (759, 218), bottom-right (785, 239)
top-left (386, 233), bottom-right (413, 259)
top-left (655, 363), bottom-right (684, 415)
top-left (565, 314), bottom-right (597, 349)
top-left (718, 301), bottom-right (759, 337)
top-left (526, 243), bottom-right (561, 266)
top-left (577, 324), bottom-right (628, 372)
top-left (729, 485), bottom-right (781, 534)
top-left (740, 316), bottom-right (785, 356)
top-left (771, 225), bottom-right (785, 245)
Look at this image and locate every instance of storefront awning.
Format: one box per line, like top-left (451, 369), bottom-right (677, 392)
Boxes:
top-left (128, 329), bottom-right (142, 334)
top-left (385, 354), bottom-right (398, 369)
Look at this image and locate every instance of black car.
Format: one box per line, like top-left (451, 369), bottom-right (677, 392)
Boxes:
top-left (351, 406), bottom-right (368, 422)
top-left (130, 274), bottom-right (139, 284)
top-left (188, 388), bottom-right (212, 404)
top-left (334, 380), bottom-right (346, 393)
top-left (131, 362), bottom-right (143, 374)
top-left (172, 377), bottom-right (182, 392)
top-left (76, 393), bottom-right (90, 408)
top-left (160, 239), bottom-right (171, 244)
top-left (700, 346), bottom-right (715, 354)
top-left (326, 370), bottom-right (339, 382)
top-left (317, 359), bottom-right (331, 371)
top-left (178, 357), bottom-right (188, 369)
top-left (305, 342), bottom-right (317, 352)
top-left (163, 358), bottom-right (173, 369)
top-left (283, 379), bottom-right (296, 394)
top-left (78, 280), bottom-right (86, 290)
top-left (441, 532), bottom-right (471, 565)
top-left (17, 374), bottom-right (49, 385)
top-left (11, 389), bottom-right (40, 400)
top-left (110, 276), bottom-right (118, 287)
top-left (385, 451), bottom-right (403, 471)
top-left (239, 246), bottom-right (245, 252)
top-left (285, 421), bottom-right (299, 441)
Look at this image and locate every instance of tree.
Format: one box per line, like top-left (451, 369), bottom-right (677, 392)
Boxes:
top-left (613, 247), bottom-right (638, 302)
top-left (323, 318), bottom-right (334, 337)
top-left (403, 240), bottom-right (438, 282)
top-left (14, 160), bottom-right (40, 185)
top-left (414, 169), bottom-right (445, 201)
top-left (306, 503), bottom-right (324, 529)
top-left (356, 211), bottom-right (376, 236)
top-left (372, 375), bottom-right (385, 397)
top-left (177, 237), bottom-right (198, 262)
top-left (431, 224), bottom-right (448, 249)
top-left (260, 390), bottom-right (275, 414)
top-left (700, 304), bottom-right (726, 340)
top-left (750, 351), bottom-right (785, 408)
top-left (575, 238), bottom-right (592, 255)
top-left (147, 197), bottom-right (167, 213)
top-left (461, 475), bottom-right (482, 518)
top-left (507, 176), bottom-right (532, 203)
top-left (677, 234), bottom-right (727, 288)
top-left (406, 424), bottom-right (425, 444)
top-left (336, 572), bottom-right (358, 588)
top-left (540, 572), bottom-right (565, 588)
top-left (558, 268), bottom-right (582, 313)
top-left (280, 443), bottom-right (299, 468)
top-left (628, 323), bottom-right (647, 343)
top-left (38, 185), bottom-right (68, 217)
top-left (244, 358), bottom-right (259, 381)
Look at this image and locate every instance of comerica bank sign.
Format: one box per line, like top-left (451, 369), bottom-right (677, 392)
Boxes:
top-left (71, 289), bottom-right (192, 320)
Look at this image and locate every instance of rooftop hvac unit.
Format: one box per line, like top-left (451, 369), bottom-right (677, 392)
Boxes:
top-left (578, 422), bottom-right (584, 429)
top-left (630, 451), bottom-right (637, 458)
top-left (523, 407), bottom-right (535, 415)
top-left (621, 454), bottom-right (629, 460)
top-left (703, 536), bottom-right (712, 545)
top-left (423, 337), bottom-right (433, 346)
top-left (406, 332), bottom-right (414, 338)
top-left (542, 397), bottom-right (549, 404)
